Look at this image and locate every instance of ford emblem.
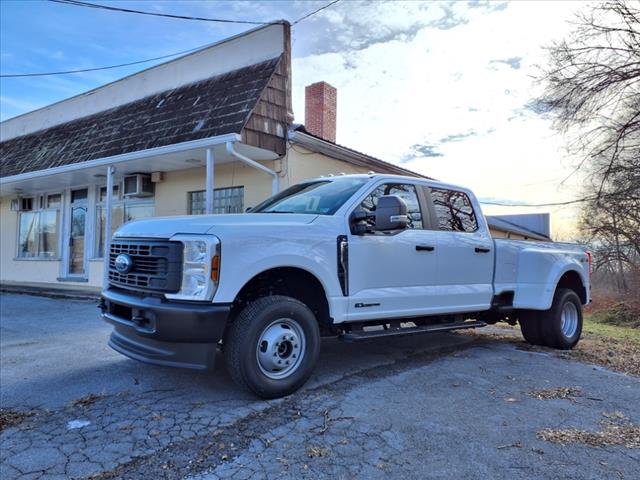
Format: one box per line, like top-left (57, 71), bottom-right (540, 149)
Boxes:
top-left (114, 254), bottom-right (133, 274)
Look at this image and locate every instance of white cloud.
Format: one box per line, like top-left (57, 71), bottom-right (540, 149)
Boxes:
top-left (291, 0), bottom-right (586, 238)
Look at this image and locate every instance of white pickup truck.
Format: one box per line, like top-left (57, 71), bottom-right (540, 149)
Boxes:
top-left (100, 174), bottom-right (591, 398)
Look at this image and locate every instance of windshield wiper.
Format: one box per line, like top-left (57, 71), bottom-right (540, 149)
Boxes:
top-left (261, 210), bottom-right (297, 214)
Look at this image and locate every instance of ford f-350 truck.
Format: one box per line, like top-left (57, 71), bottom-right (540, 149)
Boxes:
top-left (100, 174), bottom-right (591, 398)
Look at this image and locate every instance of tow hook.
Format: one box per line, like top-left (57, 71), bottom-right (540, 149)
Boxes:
top-left (97, 298), bottom-right (106, 312)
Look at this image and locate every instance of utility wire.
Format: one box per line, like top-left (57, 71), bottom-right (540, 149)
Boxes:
top-left (2, 0), bottom-right (341, 78)
top-left (0, 43), bottom-right (213, 78)
top-left (479, 197), bottom-right (594, 207)
top-left (47, 0), bottom-right (271, 25)
top-left (292, 0), bottom-right (341, 25)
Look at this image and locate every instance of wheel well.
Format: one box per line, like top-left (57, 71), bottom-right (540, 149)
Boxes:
top-left (231, 267), bottom-right (332, 327)
top-left (557, 270), bottom-right (586, 304)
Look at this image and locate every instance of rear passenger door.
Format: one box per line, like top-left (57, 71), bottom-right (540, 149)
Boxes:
top-left (425, 187), bottom-right (494, 312)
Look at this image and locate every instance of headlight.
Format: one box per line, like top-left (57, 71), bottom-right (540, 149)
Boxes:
top-left (165, 235), bottom-right (220, 301)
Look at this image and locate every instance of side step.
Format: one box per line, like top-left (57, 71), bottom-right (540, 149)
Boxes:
top-left (339, 320), bottom-right (486, 342)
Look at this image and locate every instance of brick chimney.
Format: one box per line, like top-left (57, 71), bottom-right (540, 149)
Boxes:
top-left (305, 81), bottom-right (337, 143)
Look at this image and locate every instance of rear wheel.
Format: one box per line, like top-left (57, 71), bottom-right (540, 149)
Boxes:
top-left (224, 295), bottom-right (320, 399)
top-left (519, 311), bottom-right (545, 346)
top-left (540, 288), bottom-right (583, 349)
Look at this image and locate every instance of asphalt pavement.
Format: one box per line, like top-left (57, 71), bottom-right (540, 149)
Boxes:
top-left (1, 293), bottom-right (638, 479)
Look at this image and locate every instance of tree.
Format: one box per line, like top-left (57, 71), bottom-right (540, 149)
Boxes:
top-left (536, 0), bottom-right (640, 295)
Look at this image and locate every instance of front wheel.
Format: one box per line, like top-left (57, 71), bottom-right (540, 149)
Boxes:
top-left (224, 295), bottom-right (320, 399)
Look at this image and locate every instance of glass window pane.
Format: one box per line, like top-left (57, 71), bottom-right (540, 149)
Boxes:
top-left (38, 210), bottom-right (59, 257)
top-left (125, 204), bottom-right (154, 223)
top-left (95, 205), bottom-right (124, 257)
top-left (190, 187), bottom-right (245, 215)
top-left (47, 194), bottom-right (62, 209)
top-left (252, 179), bottom-right (366, 215)
top-left (18, 212), bottom-right (38, 258)
top-left (359, 183), bottom-right (423, 229)
top-left (99, 185), bottom-right (119, 203)
top-left (71, 189), bottom-right (88, 202)
top-left (431, 188), bottom-right (478, 233)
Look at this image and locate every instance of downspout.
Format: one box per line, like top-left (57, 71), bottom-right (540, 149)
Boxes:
top-left (226, 142), bottom-right (279, 195)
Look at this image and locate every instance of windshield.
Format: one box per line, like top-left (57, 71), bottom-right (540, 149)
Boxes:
top-left (251, 178), bottom-right (368, 215)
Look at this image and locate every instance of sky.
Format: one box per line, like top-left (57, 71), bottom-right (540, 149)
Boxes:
top-left (0, 0), bottom-right (591, 239)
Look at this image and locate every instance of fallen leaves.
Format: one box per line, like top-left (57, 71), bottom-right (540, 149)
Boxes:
top-left (0, 408), bottom-right (34, 431)
top-left (306, 446), bottom-right (331, 458)
top-left (527, 386), bottom-right (582, 401)
top-left (537, 425), bottom-right (640, 449)
top-left (537, 412), bottom-right (640, 449)
top-left (71, 393), bottom-right (106, 408)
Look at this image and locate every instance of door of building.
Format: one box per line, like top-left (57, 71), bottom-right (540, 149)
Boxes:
top-left (66, 188), bottom-right (88, 277)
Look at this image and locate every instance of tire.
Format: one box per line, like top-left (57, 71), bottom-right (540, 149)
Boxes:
top-left (539, 288), bottom-right (583, 350)
top-left (519, 311), bottom-right (546, 346)
top-left (224, 295), bottom-right (320, 399)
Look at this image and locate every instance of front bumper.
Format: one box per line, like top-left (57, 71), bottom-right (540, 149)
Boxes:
top-left (100, 288), bottom-right (231, 370)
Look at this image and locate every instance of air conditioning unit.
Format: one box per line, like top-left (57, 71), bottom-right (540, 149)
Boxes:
top-left (10, 197), bottom-right (34, 212)
top-left (123, 174), bottom-right (154, 197)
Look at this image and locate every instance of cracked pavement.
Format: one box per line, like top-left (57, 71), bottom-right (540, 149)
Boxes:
top-left (1, 293), bottom-right (639, 479)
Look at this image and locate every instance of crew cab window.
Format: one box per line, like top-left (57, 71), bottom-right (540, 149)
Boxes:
top-left (430, 188), bottom-right (478, 232)
top-left (359, 183), bottom-right (423, 229)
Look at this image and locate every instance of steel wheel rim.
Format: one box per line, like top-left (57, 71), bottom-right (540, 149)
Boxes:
top-left (256, 318), bottom-right (305, 380)
top-left (560, 302), bottom-right (578, 338)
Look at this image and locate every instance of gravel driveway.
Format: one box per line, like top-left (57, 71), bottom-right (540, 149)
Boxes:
top-left (1, 293), bottom-right (638, 479)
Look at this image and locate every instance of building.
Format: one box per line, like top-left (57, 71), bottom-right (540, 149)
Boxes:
top-left (486, 213), bottom-right (551, 241)
top-left (0, 22), bottom-right (423, 293)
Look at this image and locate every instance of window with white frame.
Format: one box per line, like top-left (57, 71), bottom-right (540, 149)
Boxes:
top-left (94, 184), bottom-right (155, 257)
top-left (17, 193), bottom-right (62, 259)
top-left (189, 187), bottom-right (244, 215)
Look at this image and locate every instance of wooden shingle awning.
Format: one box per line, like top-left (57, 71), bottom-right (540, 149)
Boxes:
top-left (1, 56), bottom-right (288, 178)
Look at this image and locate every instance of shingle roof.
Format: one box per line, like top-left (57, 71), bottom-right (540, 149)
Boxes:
top-left (0, 57), bottom-right (281, 178)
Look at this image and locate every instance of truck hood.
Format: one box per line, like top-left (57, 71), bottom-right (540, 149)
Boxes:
top-left (113, 214), bottom-right (319, 239)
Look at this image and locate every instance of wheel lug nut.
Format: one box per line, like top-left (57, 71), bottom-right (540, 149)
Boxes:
top-left (292, 354), bottom-right (297, 358)
top-left (286, 361), bottom-right (290, 365)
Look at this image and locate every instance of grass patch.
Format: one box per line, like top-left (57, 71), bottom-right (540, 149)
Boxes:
top-left (583, 315), bottom-right (640, 343)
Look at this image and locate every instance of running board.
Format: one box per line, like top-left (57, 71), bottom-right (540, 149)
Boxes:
top-left (339, 320), bottom-right (486, 342)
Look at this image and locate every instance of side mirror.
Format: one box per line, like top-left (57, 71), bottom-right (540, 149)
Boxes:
top-left (350, 209), bottom-right (371, 235)
top-left (375, 195), bottom-right (408, 231)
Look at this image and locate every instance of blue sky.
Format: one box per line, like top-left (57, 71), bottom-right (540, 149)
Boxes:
top-left (0, 1), bottom-right (588, 238)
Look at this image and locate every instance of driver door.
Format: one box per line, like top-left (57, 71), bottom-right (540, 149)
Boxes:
top-left (346, 182), bottom-right (440, 321)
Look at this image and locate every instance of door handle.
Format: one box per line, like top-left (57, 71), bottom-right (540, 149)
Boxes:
top-left (475, 247), bottom-right (491, 253)
top-left (416, 245), bottom-right (435, 252)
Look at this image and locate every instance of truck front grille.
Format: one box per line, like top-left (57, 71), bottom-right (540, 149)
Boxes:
top-left (108, 239), bottom-right (183, 293)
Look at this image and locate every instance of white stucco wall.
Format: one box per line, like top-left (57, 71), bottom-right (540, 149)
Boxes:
top-left (286, 145), bottom-right (372, 184)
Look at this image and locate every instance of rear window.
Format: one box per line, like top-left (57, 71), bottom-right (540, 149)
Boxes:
top-left (430, 188), bottom-right (478, 232)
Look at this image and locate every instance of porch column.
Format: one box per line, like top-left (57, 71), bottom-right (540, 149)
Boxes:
top-left (103, 166), bottom-right (115, 285)
top-left (205, 148), bottom-right (215, 215)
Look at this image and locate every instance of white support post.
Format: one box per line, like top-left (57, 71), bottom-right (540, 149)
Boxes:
top-left (206, 148), bottom-right (215, 215)
top-left (103, 166), bottom-right (115, 285)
